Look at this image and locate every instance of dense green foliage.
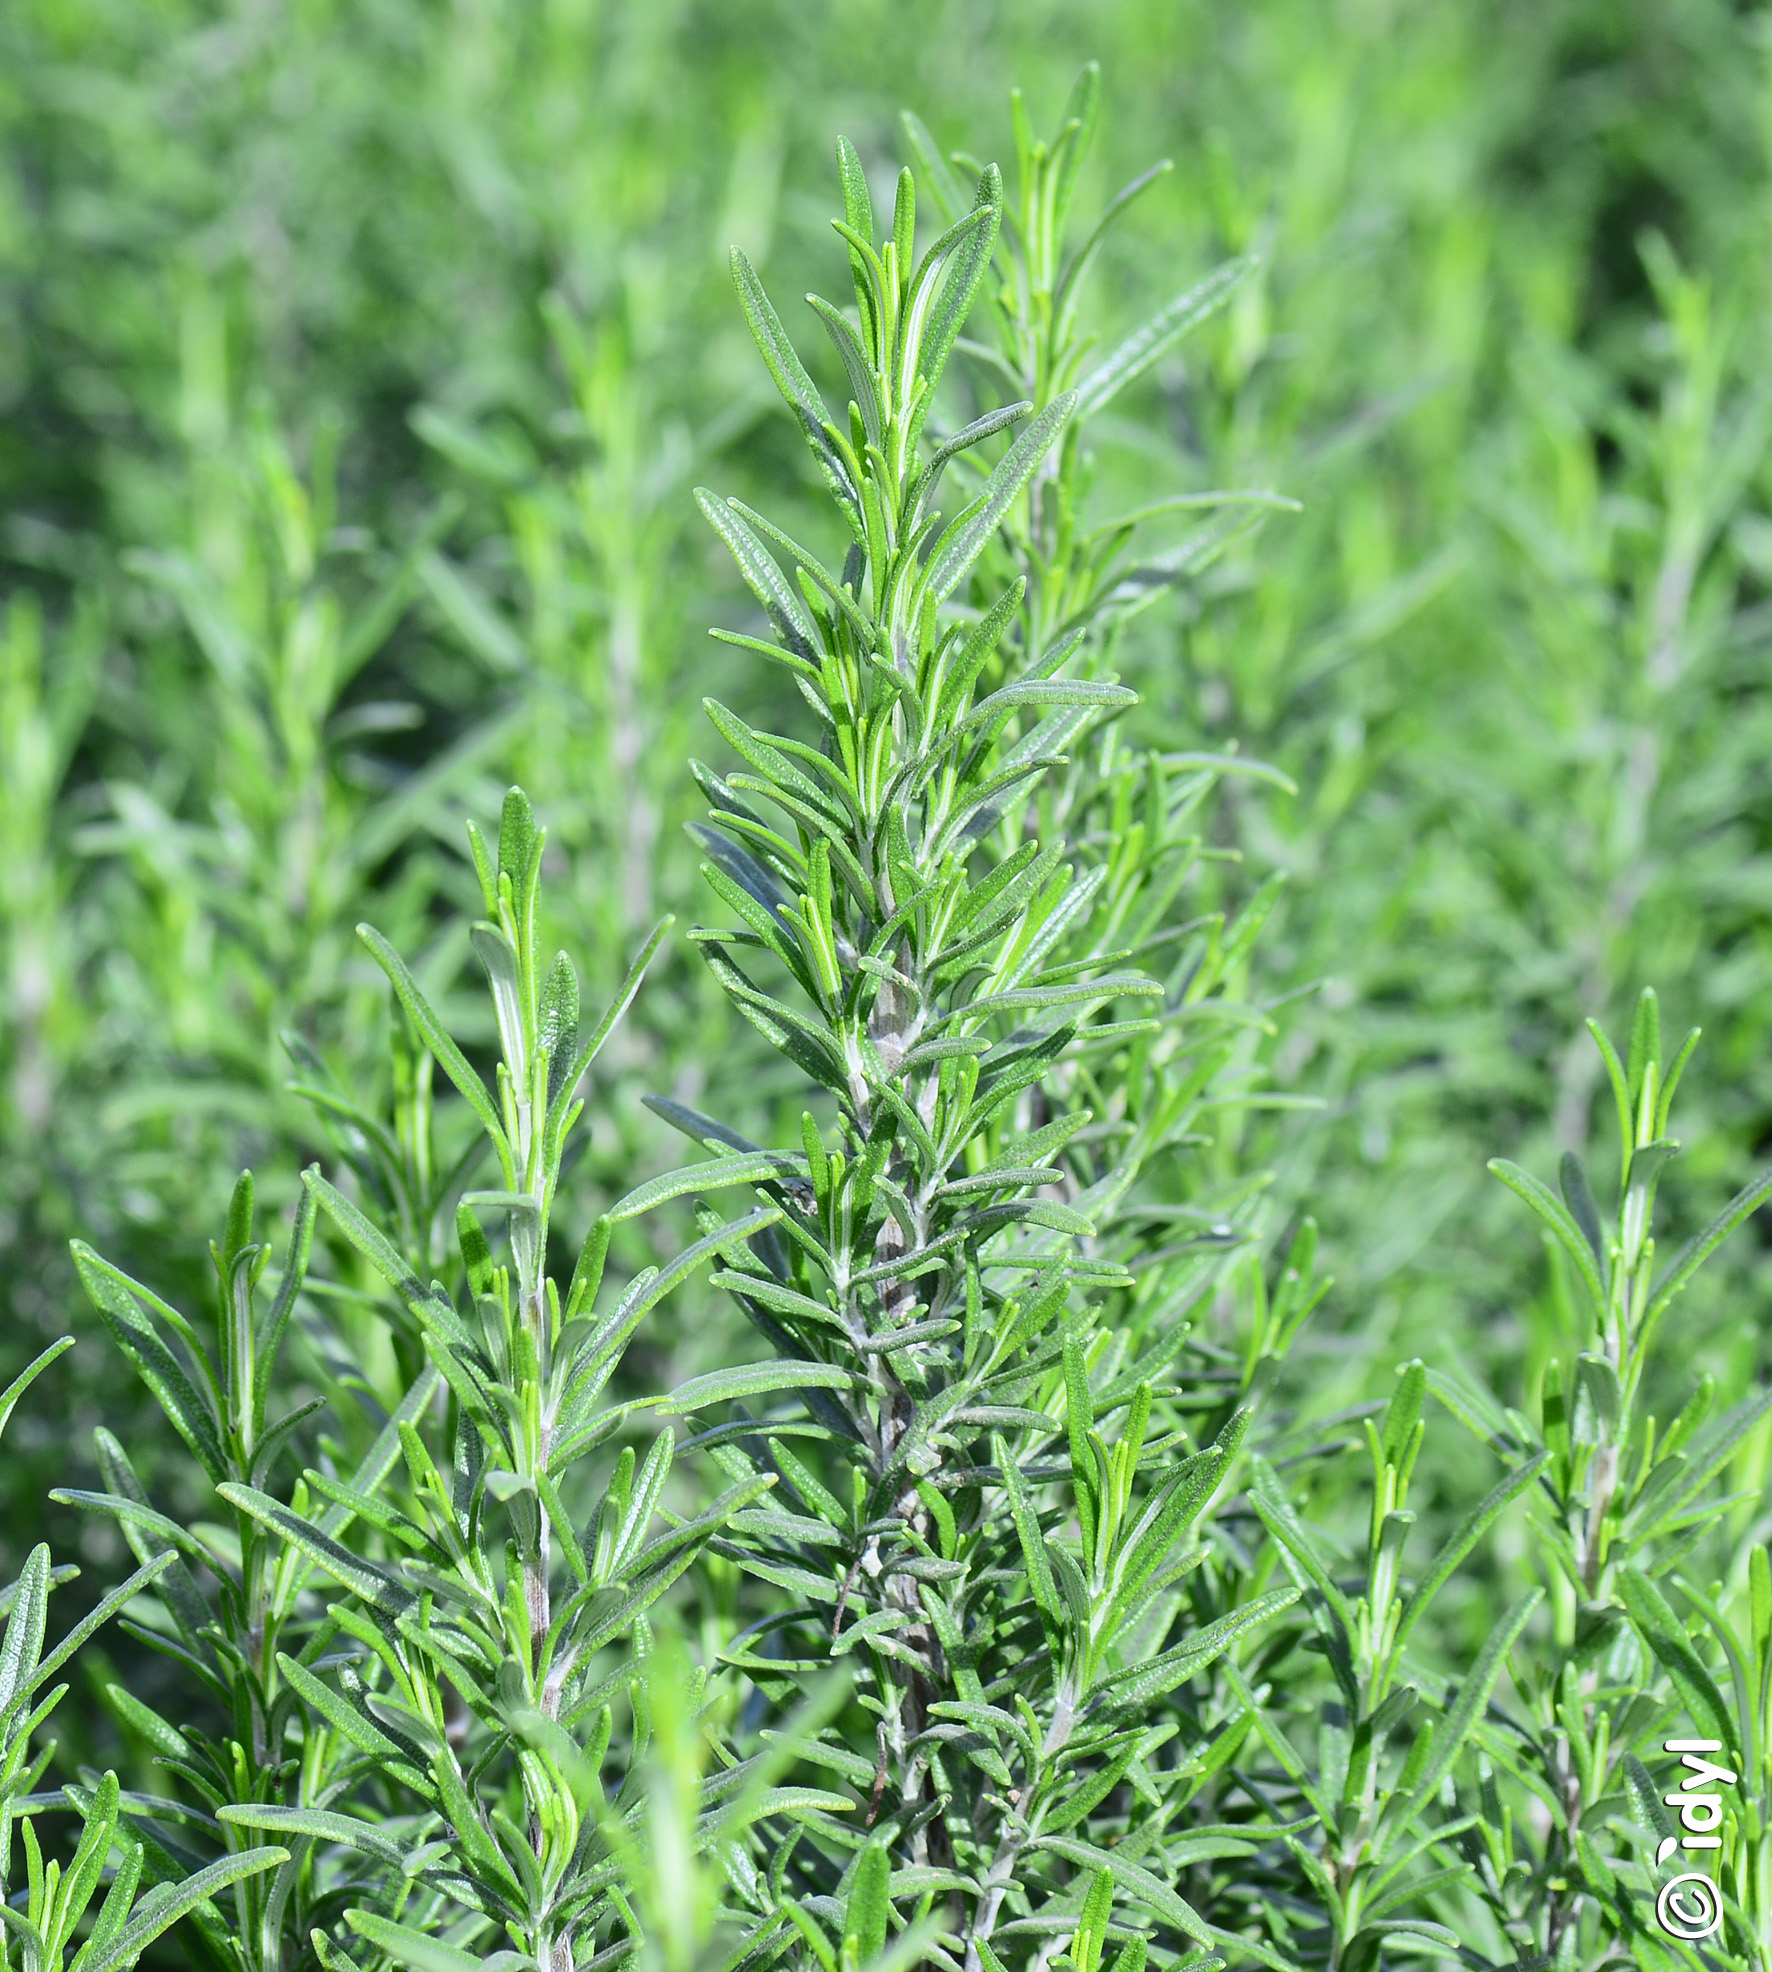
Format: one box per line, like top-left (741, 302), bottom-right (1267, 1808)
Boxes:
top-left (6, 1), bottom-right (1772, 1967)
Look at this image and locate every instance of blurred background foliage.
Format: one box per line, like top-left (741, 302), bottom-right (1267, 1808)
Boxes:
top-left (3, 0), bottom-right (1772, 1737)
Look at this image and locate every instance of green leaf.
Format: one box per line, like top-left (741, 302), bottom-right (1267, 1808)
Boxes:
top-left (561, 914), bottom-right (674, 1095)
top-left (74, 1846), bottom-right (288, 1972)
top-left (215, 1804), bottom-right (408, 1868)
top-left (0, 1338), bottom-right (72, 1449)
top-left (1413, 1589), bottom-right (1541, 1800)
top-left (51, 1490), bottom-right (207, 1567)
top-left (497, 782), bottom-right (540, 891)
top-left (729, 249), bottom-right (851, 497)
top-left (1587, 1016), bottom-right (1634, 1182)
top-left (959, 676), bottom-right (1137, 734)
top-left (302, 1171), bottom-right (464, 1341)
top-left (1394, 1453), bottom-right (1549, 1650)
top-left (912, 168), bottom-right (1004, 418)
top-left (1422, 1367), bottom-right (1521, 1454)
top-left (87, 1432), bottom-right (211, 1642)
top-left (993, 1430), bottom-right (1061, 1629)
top-left (1648, 1162), bottom-right (1772, 1320)
top-left (1487, 1159), bottom-right (1606, 1314)
top-left (1627, 986), bottom-right (1662, 1111)
top-left (844, 1841), bottom-right (891, 1961)
top-left (216, 1485), bottom-right (413, 1616)
top-left (255, 1184), bottom-right (317, 1426)
top-left (70, 1246), bottom-right (227, 1483)
top-left (344, 1910), bottom-right (531, 1972)
top-left (697, 491), bottom-right (824, 657)
top-left (915, 401), bottom-right (1031, 504)
top-left (1657, 1027), bottom-right (1702, 1137)
top-left (922, 394), bottom-right (1076, 605)
top-left (1558, 1152), bottom-right (1607, 1273)
top-left (1249, 1460), bottom-right (1354, 1640)
top-left (1053, 158), bottom-right (1170, 337)
top-left (357, 924), bottom-right (505, 1146)
top-left (1095, 1587), bottom-right (1300, 1714)
top-left (711, 1270), bottom-right (843, 1335)
top-left (1050, 62), bottom-right (1103, 236)
top-left (1630, 1388), bottom-right (1772, 1539)
top-left (702, 701), bottom-right (845, 818)
top-left (955, 973), bottom-right (1160, 1024)
top-left (103, 1686), bottom-right (190, 1763)
top-left (702, 944), bottom-right (849, 1091)
top-left (1108, 1448), bottom-right (1229, 1615)
top-left (1619, 1567), bottom-right (1737, 1752)
top-left (656, 1360), bottom-right (862, 1414)
top-left (835, 135), bottom-right (875, 284)
top-left (1072, 1865), bottom-right (1114, 1972)
top-left (56, 1772), bottom-right (121, 1956)
top-left (1034, 1835), bottom-right (1214, 1946)
top-left (898, 112), bottom-right (968, 224)
top-left (726, 500), bottom-right (876, 646)
top-left (808, 294), bottom-right (885, 451)
top-left (1380, 1359), bottom-right (1426, 1472)
top-left (278, 1655), bottom-right (419, 1781)
top-left (0, 1545), bottom-right (50, 1722)
top-left (693, 825), bottom-right (800, 940)
top-left (1072, 257), bottom-right (1257, 417)
top-left (30, 1553), bottom-right (176, 1700)
top-left (609, 1151), bottom-right (802, 1222)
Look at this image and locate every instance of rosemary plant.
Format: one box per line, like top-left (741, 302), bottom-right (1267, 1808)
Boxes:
top-left (24, 57), bottom-right (1769, 1972)
top-left (1431, 993), bottom-right (1772, 1967)
top-left (0, 1338), bottom-right (289, 1972)
top-left (661, 75), bottom-right (1311, 1971)
top-left (59, 1171), bottom-right (439, 1972)
top-left (57, 788), bottom-right (840, 1972)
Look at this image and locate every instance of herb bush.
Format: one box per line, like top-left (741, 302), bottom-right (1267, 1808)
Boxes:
top-left (8, 0), bottom-right (1772, 1558)
top-left (3, 64), bottom-right (1772, 1972)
